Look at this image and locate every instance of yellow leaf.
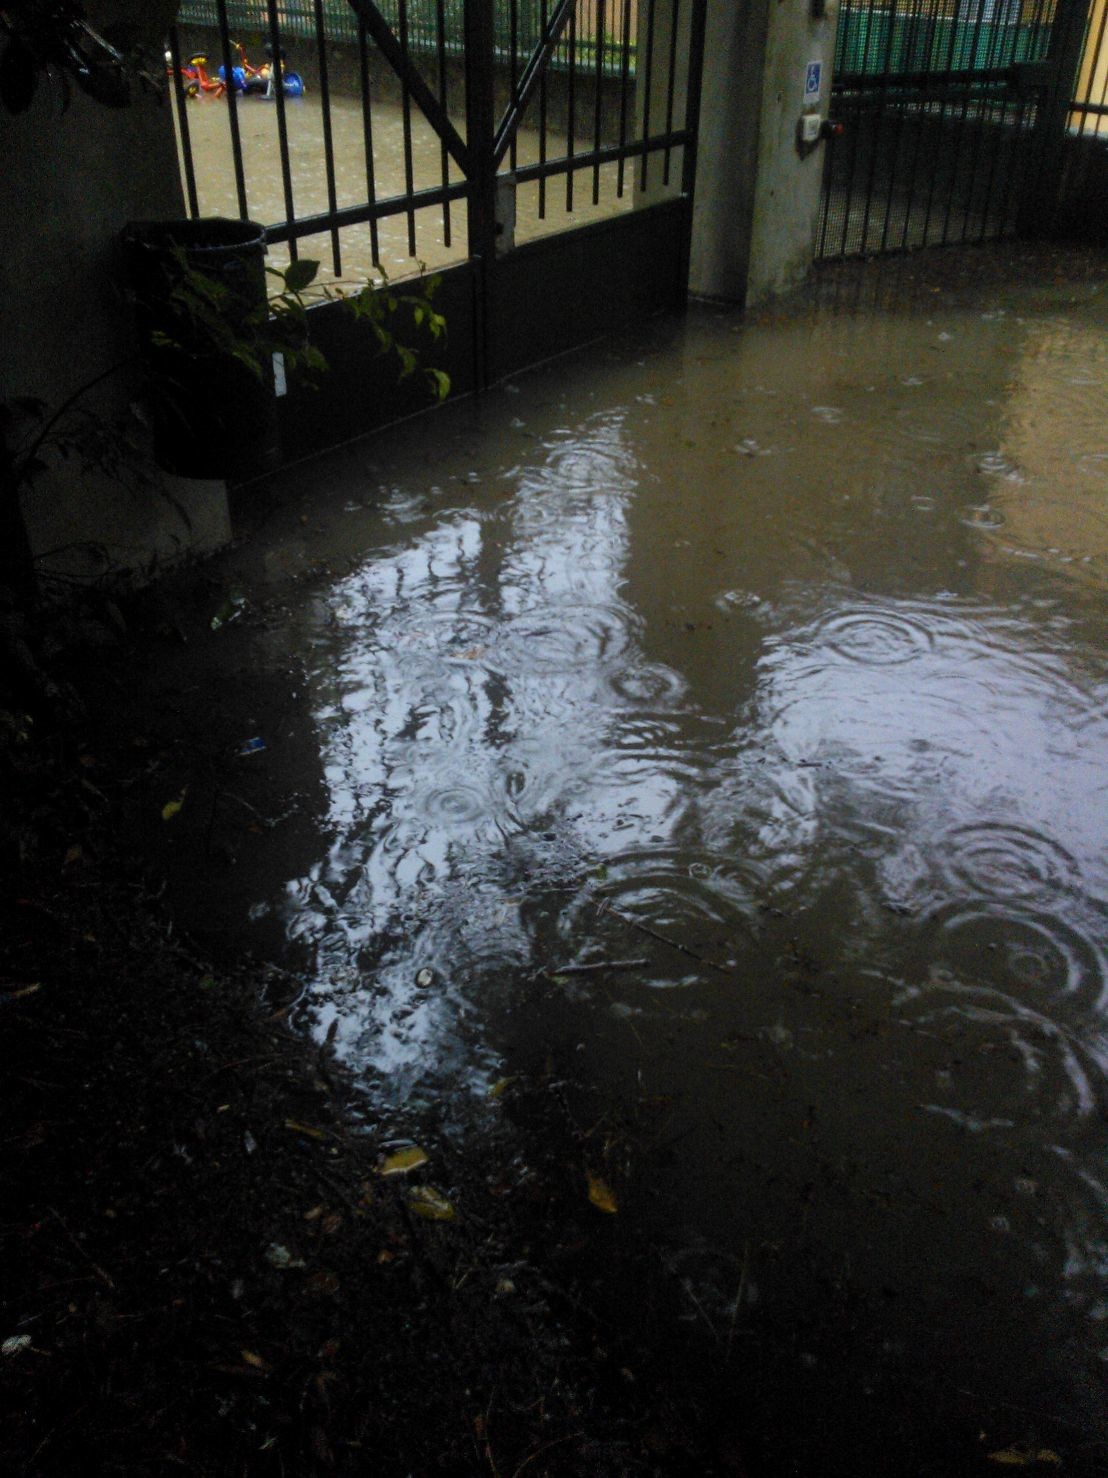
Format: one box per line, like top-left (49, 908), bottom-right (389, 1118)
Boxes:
top-left (378, 1145), bottom-right (429, 1177)
top-left (241, 1350), bottom-right (267, 1369)
top-left (284, 1120), bottom-right (325, 1139)
top-left (587, 1172), bottom-right (618, 1215)
top-left (407, 1185), bottom-right (454, 1221)
top-left (161, 787), bottom-right (188, 822)
top-left (488, 1077), bottom-right (516, 1099)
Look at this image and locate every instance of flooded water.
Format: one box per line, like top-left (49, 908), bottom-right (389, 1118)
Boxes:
top-left (143, 245), bottom-right (1108, 1456)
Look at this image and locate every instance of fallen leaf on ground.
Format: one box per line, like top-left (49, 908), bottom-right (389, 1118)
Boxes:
top-left (407, 1186), bottom-right (455, 1221)
top-left (378, 1145), bottom-right (429, 1176)
top-left (161, 788), bottom-right (187, 822)
top-left (587, 1172), bottom-right (619, 1215)
top-left (284, 1120), bottom-right (325, 1139)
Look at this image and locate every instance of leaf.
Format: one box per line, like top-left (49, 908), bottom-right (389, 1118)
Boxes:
top-left (407, 1185), bottom-right (455, 1221)
top-left (587, 1172), bottom-right (618, 1215)
top-left (378, 1145), bottom-right (429, 1177)
top-left (427, 368), bottom-right (451, 401)
top-left (282, 259), bottom-right (321, 294)
top-left (161, 787), bottom-right (187, 822)
top-left (5, 983), bottom-right (42, 1001)
top-left (284, 1120), bottom-right (325, 1140)
top-left (488, 1077), bottom-right (516, 1099)
top-left (241, 1349), bottom-right (267, 1369)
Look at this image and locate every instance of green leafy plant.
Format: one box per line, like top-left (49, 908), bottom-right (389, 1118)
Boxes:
top-left (2, 254), bottom-right (450, 599)
top-left (151, 250), bottom-right (450, 408)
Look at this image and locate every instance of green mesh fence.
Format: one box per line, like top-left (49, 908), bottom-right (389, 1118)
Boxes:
top-left (834, 10), bottom-right (1054, 77)
top-left (175, 1), bottom-right (632, 74)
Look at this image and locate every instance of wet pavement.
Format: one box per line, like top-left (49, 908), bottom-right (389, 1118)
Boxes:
top-left (139, 242), bottom-right (1108, 1458)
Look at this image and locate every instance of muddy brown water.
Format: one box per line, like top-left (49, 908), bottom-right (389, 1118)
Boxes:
top-left (133, 244), bottom-right (1108, 1459)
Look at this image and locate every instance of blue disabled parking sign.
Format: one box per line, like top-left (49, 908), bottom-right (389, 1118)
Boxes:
top-left (805, 60), bottom-right (822, 102)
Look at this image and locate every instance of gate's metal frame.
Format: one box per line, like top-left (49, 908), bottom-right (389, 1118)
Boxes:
top-left (816, 0), bottom-right (1091, 258)
top-left (168, 0), bottom-right (708, 441)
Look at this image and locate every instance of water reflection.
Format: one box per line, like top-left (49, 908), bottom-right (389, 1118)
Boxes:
top-left (212, 255), bottom-right (1108, 1426)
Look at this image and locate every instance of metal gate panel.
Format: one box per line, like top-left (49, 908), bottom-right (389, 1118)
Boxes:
top-left (817, 0), bottom-right (1062, 257)
top-left (167, 0), bottom-right (706, 463)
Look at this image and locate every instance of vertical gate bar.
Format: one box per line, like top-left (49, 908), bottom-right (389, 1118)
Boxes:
top-left (510, 0), bottom-right (520, 173)
top-left (566, 2), bottom-right (578, 210)
top-left (1020, 0), bottom-right (1090, 232)
top-left (1080, 5), bottom-right (1105, 131)
top-left (680, 0), bottom-right (707, 200)
top-left (313, 0), bottom-right (343, 276)
top-left (856, 0), bottom-right (901, 255)
top-left (662, 0), bottom-right (680, 185)
top-left (465, 0), bottom-right (498, 389)
top-left (616, 0), bottom-right (632, 195)
top-left (266, 0), bottom-right (299, 260)
top-left (940, 0), bottom-right (990, 242)
top-left (967, 12), bottom-right (1012, 243)
top-left (215, 0), bottom-right (250, 220)
top-left (1004, 2), bottom-right (1043, 214)
top-left (539, 0), bottom-right (550, 217)
top-left (639, 0), bottom-right (657, 190)
top-left (357, 21), bottom-right (381, 265)
top-left (896, 0), bottom-right (942, 249)
top-left (168, 26), bottom-right (201, 219)
top-left (1082, 0), bottom-right (1108, 133)
top-left (878, 0), bottom-right (926, 251)
top-left (920, 0), bottom-right (965, 245)
top-left (835, 0), bottom-right (874, 255)
top-left (972, 1), bottom-right (1015, 241)
top-left (678, 0), bottom-right (708, 295)
top-left (399, 0), bottom-right (418, 256)
top-left (593, 0), bottom-right (606, 203)
top-left (436, 0), bottom-right (452, 248)
top-left (817, 131), bottom-right (837, 255)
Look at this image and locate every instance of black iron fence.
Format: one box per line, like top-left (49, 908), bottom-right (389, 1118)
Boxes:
top-left (176, 0), bottom-right (635, 75)
top-left (168, 0), bottom-right (694, 282)
top-left (818, 0), bottom-right (1059, 257)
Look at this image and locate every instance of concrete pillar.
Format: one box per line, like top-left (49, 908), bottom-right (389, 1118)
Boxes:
top-left (689, 0), bottom-right (838, 306)
top-left (0, 0), bottom-right (231, 583)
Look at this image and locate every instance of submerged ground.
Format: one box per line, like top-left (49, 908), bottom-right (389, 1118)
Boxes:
top-left (4, 240), bottom-right (1107, 1475)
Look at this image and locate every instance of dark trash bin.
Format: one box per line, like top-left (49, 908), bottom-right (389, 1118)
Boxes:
top-left (122, 217), bottom-right (281, 481)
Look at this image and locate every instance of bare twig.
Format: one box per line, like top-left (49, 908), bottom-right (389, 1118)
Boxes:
top-left (45, 1206), bottom-right (114, 1290)
top-left (600, 902), bottom-right (735, 976)
top-left (547, 957), bottom-right (649, 977)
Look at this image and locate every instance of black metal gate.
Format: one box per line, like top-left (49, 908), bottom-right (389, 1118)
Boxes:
top-left (168, 0), bottom-right (706, 462)
top-left (816, 0), bottom-right (1083, 257)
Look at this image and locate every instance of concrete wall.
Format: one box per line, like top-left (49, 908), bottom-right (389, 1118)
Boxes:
top-left (690, 0), bottom-right (838, 306)
top-left (0, 0), bottom-right (230, 584)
